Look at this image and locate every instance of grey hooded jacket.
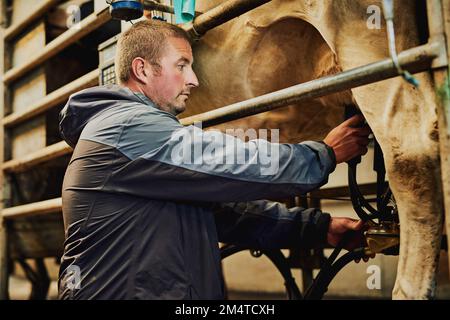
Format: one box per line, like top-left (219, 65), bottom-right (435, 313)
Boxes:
top-left (57, 85), bottom-right (336, 300)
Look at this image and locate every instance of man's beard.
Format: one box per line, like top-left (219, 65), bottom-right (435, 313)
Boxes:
top-left (169, 102), bottom-right (186, 116)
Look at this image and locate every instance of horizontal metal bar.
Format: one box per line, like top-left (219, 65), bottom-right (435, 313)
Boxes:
top-left (3, 9), bottom-right (111, 85)
top-left (311, 182), bottom-right (379, 199)
top-left (180, 41), bottom-right (441, 127)
top-left (143, 0), bottom-right (175, 14)
top-left (143, 0), bottom-right (203, 16)
top-left (2, 69), bottom-right (99, 128)
top-left (2, 141), bottom-right (72, 173)
top-left (2, 198), bottom-right (62, 220)
top-left (183, 0), bottom-right (271, 38)
top-left (4, 0), bottom-right (60, 42)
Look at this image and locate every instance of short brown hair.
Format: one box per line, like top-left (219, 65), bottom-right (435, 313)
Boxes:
top-left (115, 20), bottom-right (191, 84)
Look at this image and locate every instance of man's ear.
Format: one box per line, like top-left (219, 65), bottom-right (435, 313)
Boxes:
top-left (130, 57), bottom-right (150, 84)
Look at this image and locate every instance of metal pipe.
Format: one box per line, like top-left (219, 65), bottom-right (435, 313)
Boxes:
top-left (183, 0), bottom-right (271, 38)
top-left (426, 0), bottom-right (448, 68)
top-left (427, 0), bottom-right (445, 38)
top-left (143, 0), bottom-right (175, 14)
top-left (180, 41), bottom-right (441, 127)
top-left (427, 0), bottom-right (450, 276)
top-left (382, 0), bottom-right (419, 86)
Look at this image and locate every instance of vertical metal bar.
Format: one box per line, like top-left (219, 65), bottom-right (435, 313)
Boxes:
top-left (428, 0), bottom-right (448, 68)
top-left (428, 0), bottom-right (450, 277)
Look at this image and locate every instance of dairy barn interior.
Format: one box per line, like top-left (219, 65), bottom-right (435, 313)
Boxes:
top-left (0, 0), bottom-right (449, 301)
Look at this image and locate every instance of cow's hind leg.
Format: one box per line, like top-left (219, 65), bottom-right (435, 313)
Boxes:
top-left (387, 151), bottom-right (443, 299)
top-left (352, 72), bottom-right (444, 299)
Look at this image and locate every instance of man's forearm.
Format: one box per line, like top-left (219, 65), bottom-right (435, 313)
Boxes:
top-left (214, 200), bottom-right (331, 249)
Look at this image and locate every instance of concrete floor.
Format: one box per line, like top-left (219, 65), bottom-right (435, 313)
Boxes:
top-left (9, 275), bottom-right (58, 300)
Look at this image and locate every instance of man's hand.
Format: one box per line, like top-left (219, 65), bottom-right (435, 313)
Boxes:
top-left (327, 217), bottom-right (376, 262)
top-left (327, 217), bottom-right (367, 251)
top-left (323, 114), bottom-right (371, 164)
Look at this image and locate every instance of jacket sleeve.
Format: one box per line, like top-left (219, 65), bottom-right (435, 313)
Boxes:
top-left (213, 200), bottom-right (331, 249)
top-left (96, 109), bottom-right (337, 202)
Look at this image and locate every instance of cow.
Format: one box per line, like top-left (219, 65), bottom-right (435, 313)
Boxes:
top-left (177, 0), bottom-right (445, 299)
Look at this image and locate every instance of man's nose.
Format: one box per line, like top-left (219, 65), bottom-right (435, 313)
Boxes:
top-left (186, 68), bottom-right (199, 88)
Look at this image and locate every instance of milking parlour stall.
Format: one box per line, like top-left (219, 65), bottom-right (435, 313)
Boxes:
top-left (0, 0), bottom-right (449, 314)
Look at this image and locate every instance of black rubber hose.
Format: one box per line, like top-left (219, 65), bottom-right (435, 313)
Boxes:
top-left (303, 233), bottom-right (349, 299)
top-left (303, 248), bottom-right (366, 300)
top-left (263, 249), bottom-right (302, 300)
top-left (220, 245), bottom-right (302, 300)
top-left (220, 243), bottom-right (246, 259)
top-left (348, 163), bottom-right (380, 218)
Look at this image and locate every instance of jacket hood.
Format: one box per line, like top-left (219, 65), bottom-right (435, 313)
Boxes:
top-left (59, 85), bottom-right (151, 148)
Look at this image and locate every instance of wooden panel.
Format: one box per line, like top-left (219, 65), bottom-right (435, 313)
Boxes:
top-left (0, 0), bottom-right (7, 27)
top-left (3, 9), bottom-right (111, 85)
top-left (11, 116), bottom-right (46, 160)
top-left (2, 198), bottom-right (64, 259)
top-left (46, 0), bottom-right (94, 41)
top-left (2, 141), bottom-right (72, 174)
top-left (3, 69), bottom-right (99, 128)
top-left (11, 68), bottom-right (46, 114)
top-left (11, 0), bottom-right (46, 25)
top-left (4, 0), bottom-right (59, 42)
top-left (11, 21), bottom-right (45, 68)
top-left (8, 214), bottom-right (64, 259)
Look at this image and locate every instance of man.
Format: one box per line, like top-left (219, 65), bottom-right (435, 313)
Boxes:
top-left (58, 20), bottom-right (371, 299)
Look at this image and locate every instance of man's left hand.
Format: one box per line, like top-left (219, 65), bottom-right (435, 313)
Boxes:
top-left (327, 217), bottom-right (367, 251)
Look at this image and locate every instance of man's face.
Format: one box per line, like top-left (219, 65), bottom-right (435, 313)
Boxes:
top-left (144, 37), bottom-right (199, 115)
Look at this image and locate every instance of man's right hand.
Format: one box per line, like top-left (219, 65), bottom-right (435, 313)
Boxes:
top-left (323, 114), bottom-right (371, 164)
